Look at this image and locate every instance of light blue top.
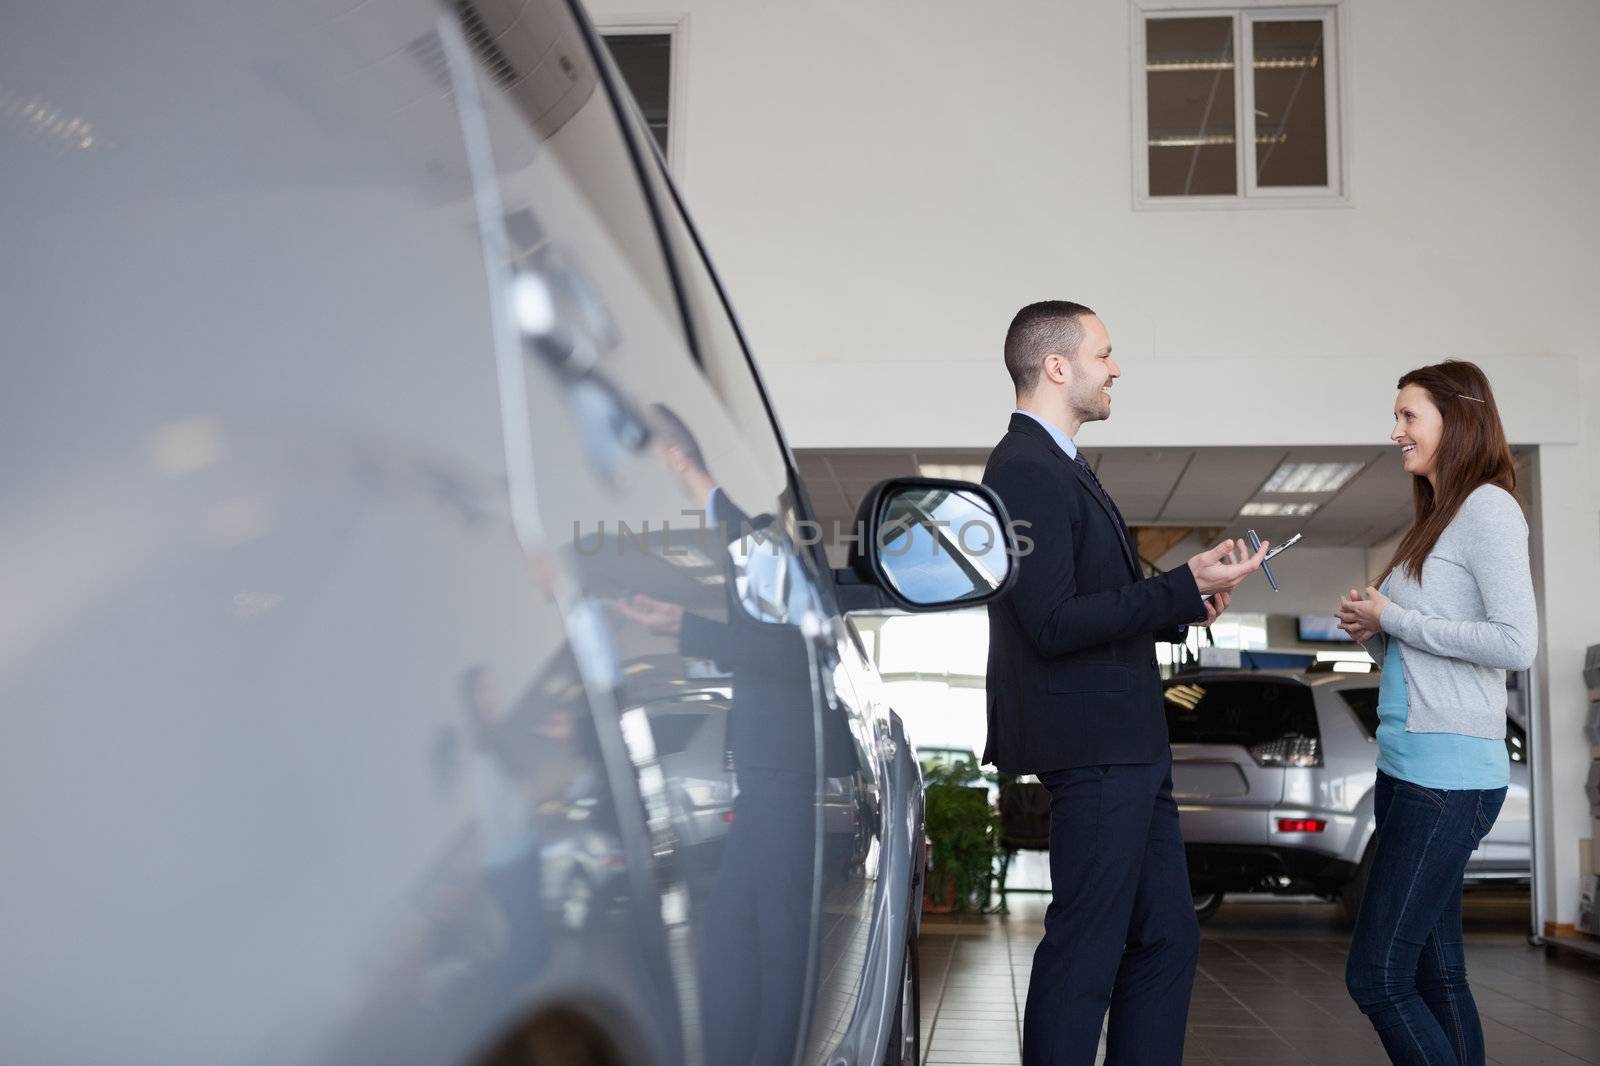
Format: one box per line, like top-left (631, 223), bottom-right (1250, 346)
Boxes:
top-left (1013, 409), bottom-right (1077, 459)
top-left (1375, 631), bottom-right (1510, 791)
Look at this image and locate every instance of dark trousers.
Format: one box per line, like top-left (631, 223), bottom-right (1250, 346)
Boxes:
top-left (698, 772), bottom-right (813, 1066)
top-left (1022, 756), bottom-right (1199, 1066)
top-left (1345, 770), bottom-right (1507, 1066)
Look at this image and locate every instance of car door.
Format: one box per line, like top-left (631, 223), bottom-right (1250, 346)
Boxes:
top-left (611, 69), bottom-right (901, 1062)
top-left (801, 616), bottom-right (900, 1065)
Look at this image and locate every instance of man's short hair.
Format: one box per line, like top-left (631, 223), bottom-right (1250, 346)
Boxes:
top-left (1004, 301), bottom-right (1095, 395)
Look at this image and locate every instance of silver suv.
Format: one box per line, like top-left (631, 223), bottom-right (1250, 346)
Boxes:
top-left (1165, 667), bottom-right (1530, 924)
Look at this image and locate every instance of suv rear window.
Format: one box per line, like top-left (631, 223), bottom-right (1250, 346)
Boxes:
top-left (1163, 679), bottom-right (1319, 746)
top-left (1339, 687), bottom-right (1381, 739)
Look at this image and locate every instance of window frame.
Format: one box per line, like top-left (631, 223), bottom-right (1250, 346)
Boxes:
top-left (1131, 0), bottom-right (1349, 209)
top-left (595, 14), bottom-right (690, 172)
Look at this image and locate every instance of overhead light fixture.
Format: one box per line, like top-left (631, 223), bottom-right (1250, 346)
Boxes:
top-left (1260, 461), bottom-right (1364, 495)
top-left (919, 462), bottom-right (986, 482)
top-left (1240, 501), bottom-right (1318, 517)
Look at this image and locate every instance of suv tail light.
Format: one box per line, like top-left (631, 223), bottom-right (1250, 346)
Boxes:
top-left (1276, 818), bottom-right (1328, 833)
top-left (1248, 735), bottom-right (1321, 768)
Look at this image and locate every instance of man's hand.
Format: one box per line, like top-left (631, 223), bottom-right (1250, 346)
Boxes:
top-left (1335, 586), bottom-right (1388, 643)
top-left (1200, 589), bottom-right (1231, 627)
top-left (1188, 538), bottom-right (1269, 595)
top-left (612, 593), bottom-right (685, 637)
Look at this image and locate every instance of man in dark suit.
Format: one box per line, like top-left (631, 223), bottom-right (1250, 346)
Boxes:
top-left (983, 302), bottom-right (1267, 1065)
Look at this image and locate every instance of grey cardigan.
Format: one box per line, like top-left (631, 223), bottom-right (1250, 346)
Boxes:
top-left (1362, 484), bottom-right (1539, 739)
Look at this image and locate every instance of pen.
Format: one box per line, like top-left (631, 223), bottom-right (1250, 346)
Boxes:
top-left (1247, 528), bottom-right (1278, 591)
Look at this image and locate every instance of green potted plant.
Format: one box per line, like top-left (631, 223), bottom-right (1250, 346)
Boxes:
top-left (920, 755), bottom-right (1000, 914)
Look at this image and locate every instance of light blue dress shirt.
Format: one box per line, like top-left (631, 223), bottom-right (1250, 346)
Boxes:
top-left (1013, 409), bottom-right (1078, 460)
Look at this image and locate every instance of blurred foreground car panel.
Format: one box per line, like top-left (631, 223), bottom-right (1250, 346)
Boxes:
top-left (1, 2), bottom-right (925, 1064)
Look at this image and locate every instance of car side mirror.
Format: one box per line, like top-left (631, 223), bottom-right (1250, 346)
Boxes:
top-left (833, 478), bottom-right (1018, 613)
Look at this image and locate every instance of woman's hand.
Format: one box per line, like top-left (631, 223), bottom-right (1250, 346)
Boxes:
top-left (1336, 586), bottom-right (1389, 643)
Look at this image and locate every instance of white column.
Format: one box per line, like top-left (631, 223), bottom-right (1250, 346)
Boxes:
top-left (1531, 431), bottom-right (1600, 927)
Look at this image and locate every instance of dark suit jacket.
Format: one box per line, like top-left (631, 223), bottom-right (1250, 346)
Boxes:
top-left (982, 414), bottom-right (1203, 773)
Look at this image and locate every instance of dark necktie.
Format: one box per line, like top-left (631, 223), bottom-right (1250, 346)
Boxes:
top-left (1074, 453), bottom-right (1109, 497)
top-left (1074, 454), bottom-right (1136, 567)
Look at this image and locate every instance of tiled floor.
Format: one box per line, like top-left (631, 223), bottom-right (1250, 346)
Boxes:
top-left (919, 892), bottom-right (1600, 1065)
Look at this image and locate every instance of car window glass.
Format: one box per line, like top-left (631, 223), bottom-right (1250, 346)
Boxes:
top-left (461, 0), bottom-right (793, 557)
top-left (1164, 681), bottom-right (1320, 745)
top-left (1338, 687), bottom-right (1381, 739)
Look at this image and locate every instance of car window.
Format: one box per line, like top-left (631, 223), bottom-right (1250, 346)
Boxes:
top-left (460, 0), bottom-right (798, 554)
top-left (456, 1), bottom-right (681, 333)
top-left (1338, 687), bottom-right (1381, 739)
top-left (1164, 680), bottom-right (1320, 746)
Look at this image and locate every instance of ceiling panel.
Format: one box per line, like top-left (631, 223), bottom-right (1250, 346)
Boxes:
top-left (1093, 448), bottom-right (1194, 522)
top-left (1160, 447), bottom-right (1288, 525)
top-left (1299, 451), bottom-right (1405, 543)
top-left (1228, 516), bottom-right (1308, 547)
top-left (814, 450), bottom-right (920, 479)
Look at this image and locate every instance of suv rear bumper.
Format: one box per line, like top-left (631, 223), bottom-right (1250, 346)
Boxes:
top-left (1185, 843), bottom-right (1358, 896)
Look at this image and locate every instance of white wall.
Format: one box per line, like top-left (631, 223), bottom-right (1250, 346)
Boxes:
top-left (588, 0), bottom-right (1600, 925)
top-left (1154, 540), bottom-right (1369, 617)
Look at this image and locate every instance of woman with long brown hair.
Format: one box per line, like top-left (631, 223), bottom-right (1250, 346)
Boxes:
top-left (1334, 360), bottom-right (1538, 1065)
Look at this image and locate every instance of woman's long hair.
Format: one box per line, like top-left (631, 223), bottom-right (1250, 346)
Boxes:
top-left (1380, 360), bottom-right (1517, 585)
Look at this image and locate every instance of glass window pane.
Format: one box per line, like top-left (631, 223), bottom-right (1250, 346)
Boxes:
top-left (1163, 681), bottom-right (1320, 746)
top-left (602, 33), bottom-right (672, 158)
top-left (1338, 688), bottom-right (1381, 739)
top-left (1252, 19), bottom-right (1329, 187)
top-left (1146, 16), bottom-right (1237, 197)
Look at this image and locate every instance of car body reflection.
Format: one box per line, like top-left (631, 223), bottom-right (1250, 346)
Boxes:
top-left (1, 1), bottom-right (1007, 1063)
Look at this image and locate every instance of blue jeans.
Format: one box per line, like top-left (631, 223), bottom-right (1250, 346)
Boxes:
top-left (1345, 770), bottom-right (1506, 1065)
